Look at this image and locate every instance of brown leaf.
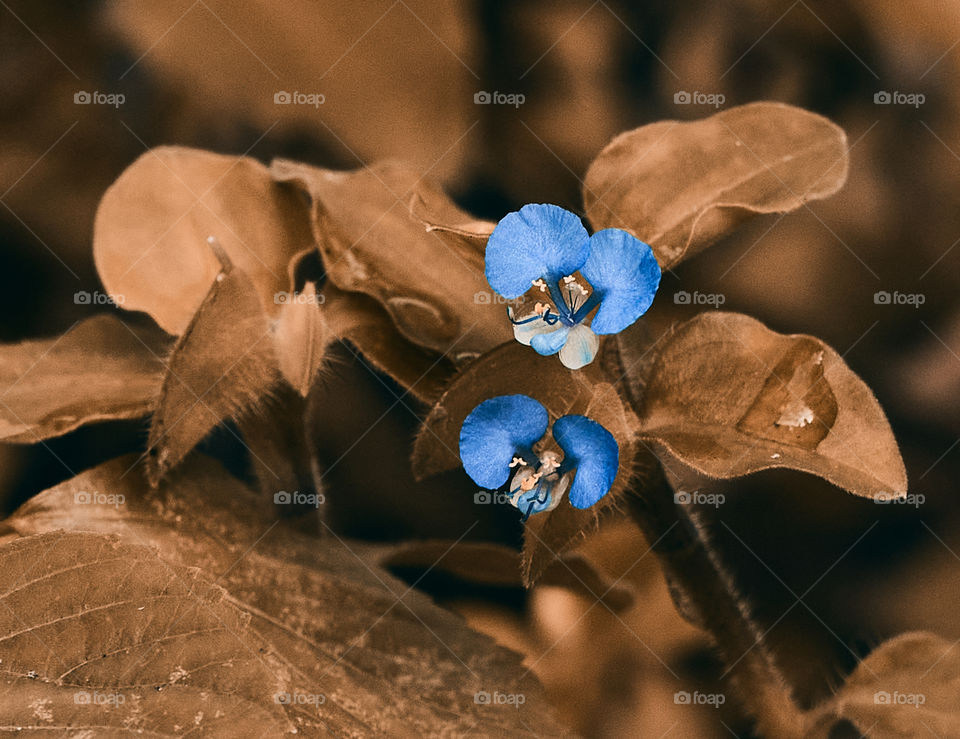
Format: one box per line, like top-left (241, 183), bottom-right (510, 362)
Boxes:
top-left (272, 280), bottom-right (329, 397)
top-left (411, 342), bottom-right (602, 481)
top-left (0, 315), bottom-right (168, 443)
top-left (2, 455), bottom-right (567, 736)
top-left (808, 631), bottom-right (960, 738)
top-left (583, 102), bottom-right (849, 269)
top-left (324, 285), bottom-right (456, 404)
top-left (148, 247), bottom-right (279, 484)
top-left (635, 312), bottom-right (906, 498)
top-left (271, 159), bottom-right (512, 361)
top-left (94, 147), bottom-right (312, 335)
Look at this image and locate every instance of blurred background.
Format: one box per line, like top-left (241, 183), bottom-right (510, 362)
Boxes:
top-left (2, 1), bottom-right (959, 735)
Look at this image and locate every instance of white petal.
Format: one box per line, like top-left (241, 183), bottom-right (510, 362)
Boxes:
top-left (513, 314), bottom-right (564, 346)
top-left (559, 324), bottom-right (599, 369)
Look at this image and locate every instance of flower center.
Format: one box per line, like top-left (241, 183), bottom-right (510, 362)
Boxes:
top-left (508, 451), bottom-right (568, 519)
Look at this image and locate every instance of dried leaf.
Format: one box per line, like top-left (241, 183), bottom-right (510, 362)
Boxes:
top-left (148, 250), bottom-right (279, 484)
top-left (0, 315), bottom-right (168, 443)
top-left (271, 159), bottom-right (512, 361)
top-left (94, 147), bottom-right (312, 335)
top-left (808, 631), bottom-right (960, 738)
top-left (635, 312), bottom-right (906, 498)
top-left (583, 102), bottom-right (849, 269)
top-left (1, 455), bottom-right (566, 736)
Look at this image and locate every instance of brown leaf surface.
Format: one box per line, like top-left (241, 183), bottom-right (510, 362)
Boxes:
top-left (0, 454), bottom-right (568, 737)
top-left (271, 159), bottom-right (512, 361)
top-left (583, 102), bottom-right (849, 269)
top-left (147, 250), bottom-right (279, 484)
top-left (0, 315), bottom-right (168, 443)
top-left (635, 312), bottom-right (906, 498)
top-left (94, 147), bottom-right (313, 335)
top-left (808, 631), bottom-right (960, 738)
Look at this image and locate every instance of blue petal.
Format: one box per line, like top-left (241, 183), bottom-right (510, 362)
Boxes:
top-left (531, 325), bottom-right (570, 355)
top-left (460, 395), bottom-right (548, 489)
top-left (580, 229), bottom-right (661, 334)
top-left (558, 324), bottom-right (599, 369)
top-left (553, 415), bottom-right (619, 508)
top-left (485, 204), bottom-right (590, 299)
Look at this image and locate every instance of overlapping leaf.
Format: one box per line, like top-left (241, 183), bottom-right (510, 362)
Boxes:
top-left (0, 454), bottom-right (567, 736)
top-left (94, 146), bottom-right (313, 336)
top-left (634, 312), bottom-right (907, 498)
top-left (147, 245), bottom-right (279, 484)
top-left (583, 102), bottom-right (849, 269)
top-left (271, 159), bottom-right (512, 362)
top-left (0, 315), bottom-right (168, 443)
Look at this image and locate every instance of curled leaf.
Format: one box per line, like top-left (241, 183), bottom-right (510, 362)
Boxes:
top-left (147, 250), bottom-right (279, 484)
top-left (635, 312), bottom-right (906, 498)
top-left (0, 315), bottom-right (168, 443)
top-left (271, 159), bottom-right (512, 361)
top-left (583, 102), bottom-right (849, 269)
top-left (94, 146), bottom-right (312, 335)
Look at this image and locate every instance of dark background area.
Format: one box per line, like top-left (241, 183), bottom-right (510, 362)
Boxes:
top-left (1, 1), bottom-right (958, 735)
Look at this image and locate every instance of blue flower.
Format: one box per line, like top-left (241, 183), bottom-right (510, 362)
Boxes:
top-left (485, 204), bottom-right (661, 369)
top-left (459, 394), bottom-right (619, 518)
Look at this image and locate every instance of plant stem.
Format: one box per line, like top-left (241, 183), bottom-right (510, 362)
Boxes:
top-left (626, 463), bottom-right (808, 737)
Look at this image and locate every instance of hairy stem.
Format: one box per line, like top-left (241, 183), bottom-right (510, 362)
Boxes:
top-left (626, 464), bottom-right (808, 737)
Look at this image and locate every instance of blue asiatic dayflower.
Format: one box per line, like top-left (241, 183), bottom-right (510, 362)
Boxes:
top-left (459, 394), bottom-right (619, 519)
top-left (485, 204), bottom-right (661, 369)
